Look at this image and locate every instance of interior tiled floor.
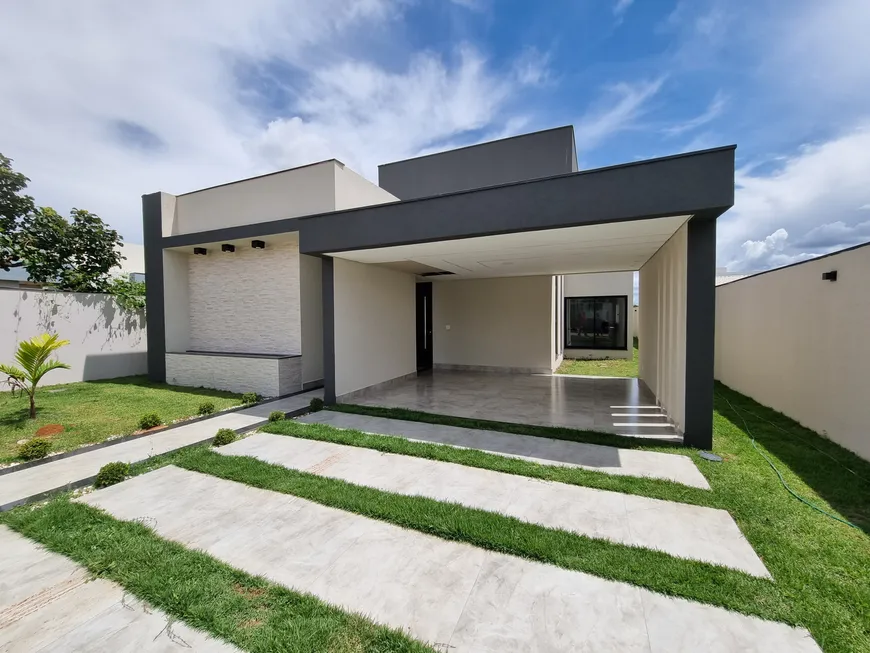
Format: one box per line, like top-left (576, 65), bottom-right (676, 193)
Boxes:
top-left (348, 371), bottom-right (682, 441)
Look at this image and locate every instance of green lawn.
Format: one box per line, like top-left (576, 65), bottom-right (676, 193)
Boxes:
top-left (2, 499), bottom-right (432, 653)
top-left (3, 382), bottom-right (869, 651)
top-left (556, 343), bottom-right (639, 377)
top-left (0, 376), bottom-right (242, 463)
top-left (273, 386), bottom-right (869, 653)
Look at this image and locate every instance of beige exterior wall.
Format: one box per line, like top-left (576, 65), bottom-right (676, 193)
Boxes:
top-left (333, 259), bottom-right (416, 397)
top-left (163, 250), bottom-right (190, 353)
top-left (563, 271), bottom-right (634, 360)
top-left (170, 161), bottom-right (337, 236)
top-left (715, 245), bottom-right (870, 461)
top-left (639, 223), bottom-right (687, 431)
top-left (333, 162), bottom-right (398, 210)
top-left (166, 160), bottom-right (396, 237)
top-left (433, 276), bottom-right (554, 373)
top-left (0, 288), bottom-right (146, 385)
top-left (300, 254), bottom-right (324, 384)
top-left (186, 237), bottom-right (300, 355)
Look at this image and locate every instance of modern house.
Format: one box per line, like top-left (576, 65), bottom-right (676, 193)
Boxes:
top-left (143, 126), bottom-right (735, 448)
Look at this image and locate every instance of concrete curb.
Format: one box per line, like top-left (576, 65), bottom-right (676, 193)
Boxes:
top-left (0, 406), bottom-right (311, 512)
top-left (0, 387), bottom-right (320, 478)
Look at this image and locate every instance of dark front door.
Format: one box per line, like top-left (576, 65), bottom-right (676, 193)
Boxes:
top-left (416, 282), bottom-right (433, 371)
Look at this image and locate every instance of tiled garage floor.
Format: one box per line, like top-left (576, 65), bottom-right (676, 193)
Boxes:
top-left (345, 371), bottom-right (681, 441)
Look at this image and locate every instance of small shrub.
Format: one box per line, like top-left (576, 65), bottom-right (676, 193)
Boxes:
top-left (94, 462), bottom-right (130, 488)
top-left (197, 402), bottom-right (216, 416)
top-left (268, 410), bottom-right (285, 422)
top-left (18, 438), bottom-right (51, 461)
top-left (309, 397), bottom-right (324, 412)
top-left (213, 428), bottom-right (237, 447)
top-left (241, 392), bottom-right (261, 405)
top-left (138, 413), bottom-right (162, 430)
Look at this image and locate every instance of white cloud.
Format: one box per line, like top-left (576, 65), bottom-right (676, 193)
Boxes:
top-left (574, 78), bottom-right (665, 150)
top-left (720, 125), bottom-right (870, 271)
top-left (249, 46), bottom-right (545, 180)
top-left (663, 91), bottom-right (726, 136)
top-left (0, 1), bottom-right (540, 244)
top-left (614, 0), bottom-right (634, 18)
top-left (859, 204), bottom-right (870, 210)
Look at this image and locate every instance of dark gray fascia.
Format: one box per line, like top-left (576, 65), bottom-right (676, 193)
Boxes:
top-left (300, 145), bottom-right (736, 255)
top-left (683, 213), bottom-right (717, 449)
top-left (142, 192), bottom-right (166, 381)
top-left (161, 217), bottom-right (304, 249)
top-left (321, 257), bottom-right (336, 404)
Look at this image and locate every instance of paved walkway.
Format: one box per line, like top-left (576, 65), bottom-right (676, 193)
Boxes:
top-left (0, 390), bottom-right (322, 511)
top-left (299, 411), bottom-right (710, 488)
top-left (220, 434), bottom-right (766, 576)
top-left (0, 526), bottom-right (235, 652)
top-left (80, 467), bottom-right (820, 652)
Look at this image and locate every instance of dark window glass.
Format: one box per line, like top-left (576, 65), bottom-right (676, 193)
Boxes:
top-left (564, 296), bottom-right (628, 350)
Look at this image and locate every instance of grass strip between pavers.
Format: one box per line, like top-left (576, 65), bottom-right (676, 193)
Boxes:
top-left (262, 418), bottom-right (714, 507)
top-left (266, 387), bottom-right (870, 653)
top-left (1, 499), bottom-right (434, 653)
top-left (172, 447), bottom-right (792, 625)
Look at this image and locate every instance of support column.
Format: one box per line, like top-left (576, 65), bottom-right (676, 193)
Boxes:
top-left (142, 193), bottom-right (166, 382)
top-left (322, 256), bottom-right (336, 404)
top-left (684, 216), bottom-right (717, 449)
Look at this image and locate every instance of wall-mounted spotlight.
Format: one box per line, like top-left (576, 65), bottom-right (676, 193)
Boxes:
top-left (822, 270), bottom-right (837, 282)
top-left (194, 247), bottom-right (207, 256)
top-left (251, 240), bottom-right (266, 249)
top-left (221, 244), bottom-right (235, 253)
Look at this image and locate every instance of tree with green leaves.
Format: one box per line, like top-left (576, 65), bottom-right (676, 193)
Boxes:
top-left (1, 333), bottom-right (71, 419)
top-left (0, 153), bottom-right (125, 293)
top-left (0, 154), bottom-right (35, 272)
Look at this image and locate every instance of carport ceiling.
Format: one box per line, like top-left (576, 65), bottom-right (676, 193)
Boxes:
top-left (328, 214), bottom-right (690, 278)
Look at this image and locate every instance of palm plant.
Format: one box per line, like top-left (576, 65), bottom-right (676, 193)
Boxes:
top-left (1, 333), bottom-right (70, 418)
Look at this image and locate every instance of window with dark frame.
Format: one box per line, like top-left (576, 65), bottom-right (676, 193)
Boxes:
top-left (564, 295), bottom-right (628, 350)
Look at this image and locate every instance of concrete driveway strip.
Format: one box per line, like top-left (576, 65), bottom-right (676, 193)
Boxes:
top-left (218, 433), bottom-right (767, 577)
top-left (79, 466), bottom-right (821, 653)
top-left (298, 411), bottom-right (710, 489)
top-left (0, 526), bottom-right (236, 652)
top-left (0, 390), bottom-right (322, 511)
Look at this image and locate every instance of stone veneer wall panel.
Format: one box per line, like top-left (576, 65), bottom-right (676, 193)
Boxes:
top-left (187, 238), bottom-right (300, 355)
top-left (166, 354), bottom-right (287, 396)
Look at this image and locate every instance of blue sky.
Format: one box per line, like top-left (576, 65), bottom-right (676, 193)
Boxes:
top-left (1, 0), bottom-right (869, 272)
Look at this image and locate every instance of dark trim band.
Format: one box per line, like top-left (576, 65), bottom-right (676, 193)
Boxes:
top-left (322, 256), bottom-right (336, 404)
top-left (683, 215), bottom-right (717, 449)
top-left (142, 192), bottom-right (166, 381)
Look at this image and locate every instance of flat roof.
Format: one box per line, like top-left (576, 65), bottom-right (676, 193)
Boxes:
top-left (172, 159), bottom-right (341, 198)
top-left (158, 144), bottom-right (736, 253)
top-left (378, 125), bottom-right (576, 169)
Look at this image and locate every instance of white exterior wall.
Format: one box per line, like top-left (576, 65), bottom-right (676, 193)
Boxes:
top-left (639, 223), bottom-right (687, 432)
top-left (715, 245), bottom-right (870, 461)
top-left (333, 162), bottom-right (398, 210)
top-left (186, 238), bottom-right (300, 355)
top-left (165, 353), bottom-right (301, 397)
top-left (433, 276), bottom-right (554, 373)
top-left (0, 288), bottom-right (146, 385)
top-left (170, 161), bottom-right (337, 236)
top-left (333, 259), bottom-right (416, 398)
top-left (563, 271), bottom-right (634, 360)
top-left (163, 250), bottom-right (190, 353)
top-left (300, 254), bottom-right (324, 385)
